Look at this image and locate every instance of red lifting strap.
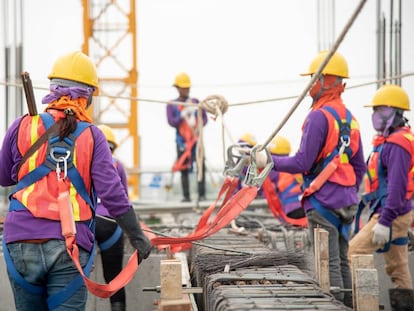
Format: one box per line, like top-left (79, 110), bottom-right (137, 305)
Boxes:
top-left (154, 176), bottom-right (240, 252)
top-left (151, 182), bottom-right (258, 252)
top-left (261, 177), bottom-right (307, 228)
top-left (172, 138), bottom-right (197, 172)
top-left (65, 235), bottom-right (139, 298)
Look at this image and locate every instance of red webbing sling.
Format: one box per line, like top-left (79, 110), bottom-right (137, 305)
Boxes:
top-left (172, 121), bottom-right (197, 172)
top-left (172, 138), bottom-right (196, 172)
top-left (151, 183), bottom-right (258, 252)
top-left (261, 177), bottom-right (307, 228)
top-left (58, 180), bottom-right (145, 298)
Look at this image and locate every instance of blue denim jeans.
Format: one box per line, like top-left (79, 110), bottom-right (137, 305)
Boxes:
top-left (6, 239), bottom-right (90, 311)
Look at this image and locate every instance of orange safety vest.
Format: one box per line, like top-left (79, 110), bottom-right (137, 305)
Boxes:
top-left (305, 100), bottom-right (360, 187)
top-left (13, 111), bottom-right (94, 221)
top-left (365, 128), bottom-right (414, 201)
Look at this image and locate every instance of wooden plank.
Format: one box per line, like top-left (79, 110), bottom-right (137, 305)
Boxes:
top-left (351, 254), bottom-right (375, 310)
top-left (314, 227), bottom-right (330, 291)
top-left (158, 296), bottom-right (192, 311)
top-left (160, 259), bottom-right (182, 300)
top-left (354, 268), bottom-right (379, 311)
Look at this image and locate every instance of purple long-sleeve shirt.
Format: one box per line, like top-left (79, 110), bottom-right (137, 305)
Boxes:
top-left (0, 114), bottom-right (132, 251)
top-left (96, 158), bottom-right (129, 218)
top-left (272, 109), bottom-right (366, 213)
top-left (166, 97), bottom-right (208, 129)
top-left (376, 139), bottom-right (413, 227)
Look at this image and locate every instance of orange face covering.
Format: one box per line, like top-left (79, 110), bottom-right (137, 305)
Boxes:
top-left (45, 96), bottom-right (93, 123)
top-left (310, 75), bottom-right (346, 110)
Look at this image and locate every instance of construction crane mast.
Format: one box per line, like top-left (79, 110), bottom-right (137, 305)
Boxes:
top-left (81, 0), bottom-right (140, 198)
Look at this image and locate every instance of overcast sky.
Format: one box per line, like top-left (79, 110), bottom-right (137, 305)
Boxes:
top-left (1, 0), bottom-right (414, 178)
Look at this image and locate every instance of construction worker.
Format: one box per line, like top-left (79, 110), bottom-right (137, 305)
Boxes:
top-left (348, 84), bottom-right (414, 311)
top-left (255, 51), bottom-right (366, 308)
top-left (95, 124), bottom-right (128, 311)
top-left (267, 136), bottom-right (305, 220)
top-left (167, 72), bottom-right (208, 202)
top-left (0, 51), bottom-right (151, 310)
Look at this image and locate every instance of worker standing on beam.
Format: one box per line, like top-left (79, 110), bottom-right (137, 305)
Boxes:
top-left (0, 51), bottom-right (151, 310)
top-left (348, 84), bottom-right (414, 311)
top-left (255, 51), bottom-right (366, 308)
top-left (95, 124), bottom-right (129, 311)
top-left (167, 72), bottom-right (208, 202)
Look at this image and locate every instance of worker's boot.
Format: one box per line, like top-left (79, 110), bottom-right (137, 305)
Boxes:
top-left (389, 288), bottom-right (414, 311)
top-left (111, 301), bottom-right (126, 311)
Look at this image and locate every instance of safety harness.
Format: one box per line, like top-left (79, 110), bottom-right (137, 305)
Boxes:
top-left (4, 112), bottom-right (96, 309)
top-left (354, 132), bottom-right (413, 252)
top-left (302, 106), bottom-right (354, 240)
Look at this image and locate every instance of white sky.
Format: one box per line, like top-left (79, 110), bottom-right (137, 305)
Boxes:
top-left (1, 0), bottom-right (414, 175)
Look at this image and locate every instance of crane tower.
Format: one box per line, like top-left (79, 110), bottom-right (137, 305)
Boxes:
top-left (81, 0), bottom-right (140, 198)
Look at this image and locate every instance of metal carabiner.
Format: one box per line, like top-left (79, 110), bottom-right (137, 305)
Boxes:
top-left (243, 145), bottom-right (274, 188)
top-left (223, 144), bottom-right (250, 178)
top-left (338, 135), bottom-right (350, 156)
top-left (50, 149), bottom-right (70, 180)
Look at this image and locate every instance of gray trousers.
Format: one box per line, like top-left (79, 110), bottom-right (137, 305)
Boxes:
top-left (307, 209), bottom-right (352, 305)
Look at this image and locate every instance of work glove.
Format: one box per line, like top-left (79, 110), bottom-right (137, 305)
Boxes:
top-left (371, 222), bottom-right (390, 245)
top-left (254, 149), bottom-right (268, 169)
top-left (115, 208), bottom-right (152, 264)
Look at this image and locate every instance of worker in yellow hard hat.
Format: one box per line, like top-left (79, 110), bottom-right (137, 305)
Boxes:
top-left (254, 51), bottom-right (366, 308)
top-left (265, 136), bottom-right (305, 220)
top-left (95, 124), bottom-right (129, 311)
top-left (167, 72), bottom-right (208, 202)
top-left (349, 84), bottom-right (414, 310)
top-left (0, 51), bottom-right (151, 310)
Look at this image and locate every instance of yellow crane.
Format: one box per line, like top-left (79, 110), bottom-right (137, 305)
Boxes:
top-left (81, 0), bottom-right (140, 198)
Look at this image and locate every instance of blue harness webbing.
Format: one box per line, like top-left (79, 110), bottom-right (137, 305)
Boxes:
top-left (98, 225), bottom-right (123, 251)
top-left (5, 113), bottom-right (97, 309)
top-left (309, 196), bottom-right (352, 241)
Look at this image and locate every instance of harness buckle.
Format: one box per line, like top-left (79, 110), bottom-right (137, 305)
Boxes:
top-left (243, 145), bottom-right (274, 187)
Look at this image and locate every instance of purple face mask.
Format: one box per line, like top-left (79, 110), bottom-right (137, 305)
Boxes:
top-left (371, 106), bottom-right (396, 136)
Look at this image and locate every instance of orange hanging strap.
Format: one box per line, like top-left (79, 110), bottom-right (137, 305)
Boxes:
top-left (302, 154), bottom-right (341, 198)
top-left (66, 240), bottom-right (138, 298)
top-left (261, 177), bottom-right (307, 227)
top-left (57, 179), bottom-right (140, 298)
top-left (172, 138), bottom-right (197, 172)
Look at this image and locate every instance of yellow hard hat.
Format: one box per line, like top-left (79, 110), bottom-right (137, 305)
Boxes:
top-left (173, 72), bottom-right (191, 88)
top-left (238, 133), bottom-right (257, 147)
top-left (365, 84), bottom-right (410, 111)
top-left (48, 51), bottom-right (99, 92)
top-left (301, 50), bottom-right (349, 78)
top-left (269, 136), bottom-right (291, 155)
top-left (97, 124), bottom-right (118, 150)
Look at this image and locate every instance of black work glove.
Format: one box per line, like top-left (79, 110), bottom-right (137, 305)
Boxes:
top-left (115, 208), bottom-right (152, 264)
